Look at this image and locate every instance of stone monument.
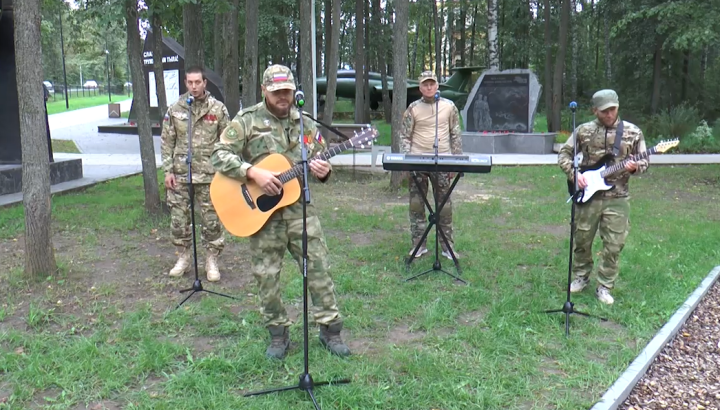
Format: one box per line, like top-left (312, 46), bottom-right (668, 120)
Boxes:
top-left (460, 68), bottom-right (556, 154)
top-left (0, 0), bottom-right (83, 196)
top-left (98, 27), bottom-right (225, 135)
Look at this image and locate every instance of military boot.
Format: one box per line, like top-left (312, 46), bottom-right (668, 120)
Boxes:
top-left (168, 247), bottom-right (190, 277)
top-left (266, 325), bottom-right (290, 359)
top-left (319, 322), bottom-right (351, 357)
top-left (205, 253), bottom-right (220, 282)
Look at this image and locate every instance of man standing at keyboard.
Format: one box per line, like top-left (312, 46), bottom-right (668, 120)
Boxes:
top-left (399, 70), bottom-right (463, 260)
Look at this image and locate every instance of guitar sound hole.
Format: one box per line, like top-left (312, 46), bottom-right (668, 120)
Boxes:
top-left (256, 189), bottom-right (284, 212)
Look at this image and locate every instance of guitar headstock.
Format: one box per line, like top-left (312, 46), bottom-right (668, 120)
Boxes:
top-left (349, 125), bottom-right (380, 149)
top-left (655, 138), bottom-right (680, 153)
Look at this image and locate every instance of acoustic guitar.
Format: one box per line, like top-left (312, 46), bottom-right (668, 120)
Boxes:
top-left (210, 127), bottom-right (379, 237)
top-left (567, 138), bottom-right (679, 204)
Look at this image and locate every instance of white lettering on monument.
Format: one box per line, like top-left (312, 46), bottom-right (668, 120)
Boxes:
top-left (143, 54), bottom-right (179, 65)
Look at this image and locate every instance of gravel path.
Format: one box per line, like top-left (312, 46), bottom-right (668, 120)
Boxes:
top-left (620, 279), bottom-right (720, 410)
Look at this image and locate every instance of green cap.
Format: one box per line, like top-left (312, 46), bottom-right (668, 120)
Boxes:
top-left (592, 89), bottom-right (619, 111)
top-left (262, 64), bottom-right (296, 92)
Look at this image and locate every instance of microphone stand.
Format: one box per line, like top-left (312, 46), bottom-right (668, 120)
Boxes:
top-left (406, 91), bottom-right (465, 284)
top-left (243, 90), bottom-right (350, 409)
top-left (544, 101), bottom-right (606, 336)
top-left (175, 94), bottom-right (238, 309)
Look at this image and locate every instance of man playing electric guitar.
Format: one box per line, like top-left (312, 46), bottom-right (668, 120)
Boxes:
top-left (210, 65), bottom-right (351, 360)
top-left (557, 89), bottom-right (649, 305)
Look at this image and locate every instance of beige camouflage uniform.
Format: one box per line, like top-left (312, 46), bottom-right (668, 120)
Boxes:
top-left (558, 92), bottom-right (648, 291)
top-left (399, 71), bottom-right (463, 258)
top-left (210, 66), bottom-right (342, 330)
top-left (161, 91), bottom-right (229, 256)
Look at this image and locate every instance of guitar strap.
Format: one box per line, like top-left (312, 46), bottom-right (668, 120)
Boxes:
top-left (612, 120), bottom-right (624, 156)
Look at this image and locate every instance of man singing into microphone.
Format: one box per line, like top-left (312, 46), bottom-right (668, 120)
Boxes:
top-left (211, 65), bottom-right (351, 360)
top-left (399, 70), bottom-right (463, 259)
top-left (161, 66), bottom-right (230, 282)
top-left (558, 90), bottom-right (649, 305)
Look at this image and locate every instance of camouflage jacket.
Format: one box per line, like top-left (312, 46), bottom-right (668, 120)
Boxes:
top-left (211, 102), bottom-right (331, 219)
top-left (161, 91), bottom-right (230, 183)
top-left (558, 118), bottom-right (649, 198)
top-left (399, 97), bottom-right (463, 155)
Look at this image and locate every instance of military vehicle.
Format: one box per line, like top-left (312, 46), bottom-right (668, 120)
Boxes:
top-left (315, 66), bottom-right (484, 110)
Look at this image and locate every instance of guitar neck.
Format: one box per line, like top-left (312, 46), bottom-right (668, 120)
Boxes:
top-left (600, 147), bottom-right (655, 178)
top-left (277, 139), bottom-right (356, 184)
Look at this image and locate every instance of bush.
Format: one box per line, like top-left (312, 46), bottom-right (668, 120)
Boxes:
top-left (672, 120), bottom-right (720, 154)
top-left (645, 103), bottom-right (701, 141)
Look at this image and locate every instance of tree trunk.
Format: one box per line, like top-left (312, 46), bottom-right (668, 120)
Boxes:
top-left (603, 4), bottom-right (611, 84)
top-left (487, 0), bottom-right (500, 70)
top-left (300, 0), bottom-right (315, 115)
top-left (390, 0), bottom-right (408, 190)
top-left (432, 0), bottom-right (441, 78)
top-left (316, 3), bottom-right (323, 77)
top-left (650, 37), bottom-right (663, 114)
top-left (125, 0), bottom-right (161, 214)
top-left (680, 50), bottom-right (690, 102)
top-left (458, 1), bottom-right (467, 67)
top-left (551, 0), bottom-right (571, 132)
top-left (469, 3), bottom-right (477, 65)
top-left (151, 13), bottom-right (167, 118)
top-left (324, 0), bottom-right (332, 75)
top-left (182, 1), bottom-right (204, 69)
top-left (570, 0), bottom-right (578, 102)
top-left (243, 0), bottom-right (259, 107)
top-left (372, 0), bottom-right (391, 121)
top-left (223, 0), bottom-right (240, 117)
top-left (323, 0), bottom-right (341, 124)
top-left (543, 0), bottom-right (553, 131)
top-left (15, 0), bottom-right (58, 279)
top-left (411, 20), bottom-right (419, 78)
top-left (354, 0), bottom-right (366, 123)
top-left (214, 12), bottom-right (223, 76)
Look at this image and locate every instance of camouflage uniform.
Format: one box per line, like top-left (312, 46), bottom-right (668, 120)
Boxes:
top-left (399, 71), bottom-right (463, 256)
top-left (161, 91), bottom-right (229, 255)
top-left (558, 90), bottom-right (649, 291)
top-left (210, 66), bottom-right (341, 330)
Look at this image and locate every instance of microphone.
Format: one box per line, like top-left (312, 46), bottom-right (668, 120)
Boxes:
top-left (434, 92), bottom-right (440, 101)
top-left (186, 95), bottom-right (195, 105)
top-left (569, 101), bottom-right (577, 112)
top-left (295, 90), bottom-right (305, 107)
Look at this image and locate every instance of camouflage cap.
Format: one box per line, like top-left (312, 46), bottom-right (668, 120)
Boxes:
top-left (263, 64), bottom-right (296, 92)
top-left (419, 70), bottom-right (437, 83)
top-left (592, 89), bottom-right (619, 111)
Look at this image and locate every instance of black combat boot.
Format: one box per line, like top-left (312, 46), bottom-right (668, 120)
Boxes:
top-left (266, 325), bottom-right (290, 359)
top-left (319, 322), bottom-right (351, 357)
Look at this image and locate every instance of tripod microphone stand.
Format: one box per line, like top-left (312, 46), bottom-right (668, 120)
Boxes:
top-left (243, 90), bottom-right (350, 409)
top-left (175, 94), bottom-right (238, 309)
top-left (406, 91), bottom-right (466, 284)
top-left (544, 101), bottom-right (606, 336)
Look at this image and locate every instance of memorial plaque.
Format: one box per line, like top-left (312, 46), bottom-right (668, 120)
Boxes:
top-left (0, 0), bottom-right (22, 164)
top-left (461, 69), bottom-right (542, 134)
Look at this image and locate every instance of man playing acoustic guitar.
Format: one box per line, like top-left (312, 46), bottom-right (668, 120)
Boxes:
top-left (558, 89), bottom-right (649, 305)
top-left (210, 65), bottom-right (351, 359)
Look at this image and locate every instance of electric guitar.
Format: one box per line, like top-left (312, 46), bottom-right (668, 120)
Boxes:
top-left (210, 127), bottom-right (379, 237)
top-left (567, 138), bottom-right (679, 204)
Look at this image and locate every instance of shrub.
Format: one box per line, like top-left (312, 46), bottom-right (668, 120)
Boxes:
top-left (645, 103), bottom-right (701, 141)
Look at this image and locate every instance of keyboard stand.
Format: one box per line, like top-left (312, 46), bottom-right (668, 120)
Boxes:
top-left (405, 171), bottom-right (467, 284)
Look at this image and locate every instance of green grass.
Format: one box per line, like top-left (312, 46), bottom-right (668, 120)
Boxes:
top-left (46, 94), bottom-right (132, 115)
top-left (50, 139), bottom-right (80, 153)
top-left (0, 165), bottom-right (719, 409)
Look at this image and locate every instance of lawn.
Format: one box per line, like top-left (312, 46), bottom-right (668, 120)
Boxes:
top-left (0, 164), bottom-right (718, 409)
top-left (51, 139), bottom-right (80, 154)
top-left (46, 94), bottom-right (132, 115)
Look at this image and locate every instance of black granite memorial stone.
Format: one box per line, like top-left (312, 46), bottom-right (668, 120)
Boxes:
top-left (465, 73), bottom-right (530, 133)
top-left (0, 0), bottom-right (22, 164)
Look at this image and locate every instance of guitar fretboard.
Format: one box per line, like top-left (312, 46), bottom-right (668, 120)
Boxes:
top-left (277, 134), bottom-right (369, 184)
top-left (600, 147), bottom-right (656, 178)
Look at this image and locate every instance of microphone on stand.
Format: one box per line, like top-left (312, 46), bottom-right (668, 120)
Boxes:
top-left (186, 95), bottom-right (195, 105)
top-left (434, 91), bottom-right (440, 101)
top-left (569, 101), bottom-right (577, 112)
top-left (295, 90), bottom-right (305, 107)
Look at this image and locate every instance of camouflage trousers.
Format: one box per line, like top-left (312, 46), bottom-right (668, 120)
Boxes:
top-left (409, 171), bottom-right (454, 248)
top-left (249, 214), bottom-right (341, 328)
top-left (166, 183), bottom-right (224, 255)
top-left (573, 196), bottom-right (630, 289)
